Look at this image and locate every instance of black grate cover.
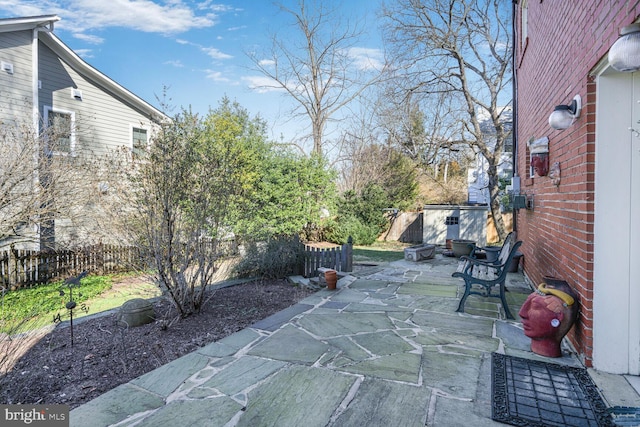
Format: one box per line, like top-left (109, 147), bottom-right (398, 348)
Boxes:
top-left (492, 353), bottom-right (614, 426)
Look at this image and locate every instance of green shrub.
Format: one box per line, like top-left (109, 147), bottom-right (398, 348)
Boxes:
top-left (234, 235), bottom-right (304, 279)
top-left (324, 216), bottom-right (379, 246)
top-left (327, 183), bottom-right (390, 246)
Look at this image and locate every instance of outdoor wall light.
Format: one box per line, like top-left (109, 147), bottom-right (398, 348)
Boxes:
top-left (548, 95), bottom-right (581, 130)
top-left (609, 23), bottom-right (640, 72)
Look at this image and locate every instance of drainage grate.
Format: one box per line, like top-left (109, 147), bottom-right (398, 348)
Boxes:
top-left (608, 407), bottom-right (640, 426)
top-left (492, 353), bottom-right (614, 426)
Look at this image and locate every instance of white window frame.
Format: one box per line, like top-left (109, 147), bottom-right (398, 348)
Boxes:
top-left (130, 125), bottom-right (150, 160)
top-left (43, 105), bottom-right (76, 156)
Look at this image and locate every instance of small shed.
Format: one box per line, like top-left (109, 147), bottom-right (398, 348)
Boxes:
top-left (422, 204), bottom-right (489, 247)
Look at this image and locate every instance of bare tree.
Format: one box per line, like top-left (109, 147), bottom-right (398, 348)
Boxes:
top-left (378, 90), bottom-right (468, 180)
top-left (0, 118), bottom-right (122, 250)
top-left (334, 103), bottom-right (385, 194)
top-left (382, 0), bottom-right (513, 239)
top-left (248, 0), bottom-right (385, 158)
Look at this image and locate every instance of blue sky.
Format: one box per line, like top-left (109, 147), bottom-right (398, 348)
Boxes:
top-left (0, 0), bottom-right (384, 144)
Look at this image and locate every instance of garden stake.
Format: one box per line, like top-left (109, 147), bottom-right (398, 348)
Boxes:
top-left (58, 271), bottom-right (88, 347)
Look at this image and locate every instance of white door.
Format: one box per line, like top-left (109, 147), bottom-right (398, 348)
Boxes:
top-left (593, 70), bottom-right (640, 375)
top-left (633, 73), bottom-right (640, 375)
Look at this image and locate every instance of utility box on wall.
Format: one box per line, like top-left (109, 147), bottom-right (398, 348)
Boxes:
top-left (422, 205), bottom-right (489, 246)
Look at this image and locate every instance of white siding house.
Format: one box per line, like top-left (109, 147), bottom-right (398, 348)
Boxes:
top-left (467, 107), bottom-right (513, 205)
top-left (0, 15), bottom-right (166, 249)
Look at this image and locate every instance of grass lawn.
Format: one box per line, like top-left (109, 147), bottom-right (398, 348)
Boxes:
top-left (353, 241), bottom-right (412, 263)
top-left (81, 274), bottom-right (159, 315)
top-left (0, 274), bottom-right (159, 334)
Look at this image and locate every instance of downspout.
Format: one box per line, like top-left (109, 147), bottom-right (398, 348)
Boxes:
top-left (31, 27), bottom-right (39, 132)
top-left (511, 0), bottom-right (518, 233)
top-left (31, 26), bottom-right (41, 249)
top-left (32, 20), bottom-right (55, 250)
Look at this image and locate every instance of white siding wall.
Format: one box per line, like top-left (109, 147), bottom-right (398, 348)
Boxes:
top-left (38, 41), bottom-right (155, 156)
top-left (0, 29), bottom-right (33, 126)
top-left (2, 29), bottom-right (160, 248)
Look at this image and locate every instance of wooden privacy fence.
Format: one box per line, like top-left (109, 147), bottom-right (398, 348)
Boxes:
top-left (381, 212), bottom-right (423, 243)
top-left (0, 239), bottom-right (239, 288)
top-left (0, 244), bottom-right (143, 288)
top-left (303, 238), bottom-right (353, 278)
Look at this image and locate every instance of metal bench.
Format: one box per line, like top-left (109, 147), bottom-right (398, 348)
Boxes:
top-left (452, 236), bottom-right (523, 319)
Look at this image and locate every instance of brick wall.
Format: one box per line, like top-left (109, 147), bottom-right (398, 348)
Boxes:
top-left (515, 0), bottom-right (640, 366)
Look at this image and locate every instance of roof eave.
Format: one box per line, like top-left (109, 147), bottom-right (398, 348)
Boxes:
top-left (0, 15), bottom-right (60, 33)
top-left (38, 31), bottom-right (167, 122)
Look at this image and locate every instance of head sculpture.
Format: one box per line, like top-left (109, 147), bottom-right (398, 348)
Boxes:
top-left (518, 281), bottom-right (578, 357)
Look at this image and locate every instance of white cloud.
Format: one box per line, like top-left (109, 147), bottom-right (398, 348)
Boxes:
top-left (0, 0), bottom-right (223, 41)
top-left (71, 0), bottom-right (217, 34)
top-left (164, 59), bottom-right (184, 68)
top-left (73, 48), bottom-right (94, 59)
top-left (72, 33), bottom-right (104, 44)
top-left (347, 47), bottom-right (385, 71)
top-left (198, 2), bottom-right (240, 13)
top-left (172, 38), bottom-right (232, 60)
top-left (202, 47), bottom-right (233, 60)
top-left (0, 0), bottom-right (60, 17)
top-left (206, 70), bottom-right (231, 83)
top-left (243, 75), bottom-right (285, 94)
top-left (227, 25), bottom-right (246, 31)
top-left (258, 59), bottom-right (275, 67)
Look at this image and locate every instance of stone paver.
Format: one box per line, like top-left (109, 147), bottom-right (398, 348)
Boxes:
top-left (236, 365), bottom-right (356, 427)
top-left (130, 352), bottom-right (211, 397)
top-left (136, 397), bottom-right (242, 427)
top-left (70, 383), bottom-right (164, 426)
top-left (197, 356), bottom-right (288, 396)
top-left (247, 324), bottom-right (330, 364)
top-left (332, 378), bottom-right (431, 426)
top-left (70, 253), bottom-right (640, 427)
top-left (250, 303), bottom-right (313, 331)
top-left (423, 353), bottom-right (483, 399)
top-left (337, 352), bottom-right (423, 383)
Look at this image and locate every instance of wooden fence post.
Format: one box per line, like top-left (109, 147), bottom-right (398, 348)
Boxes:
top-left (341, 236), bottom-right (353, 272)
top-left (0, 250), bottom-right (9, 287)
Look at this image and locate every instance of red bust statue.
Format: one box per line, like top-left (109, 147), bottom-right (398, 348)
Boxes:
top-left (518, 281), bottom-right (578, 357)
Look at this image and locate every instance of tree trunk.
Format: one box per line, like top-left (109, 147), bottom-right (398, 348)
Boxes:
top-left (312, 126), bottom-right (322, 157)
top-left (487, 165), bottom-right (508, 241)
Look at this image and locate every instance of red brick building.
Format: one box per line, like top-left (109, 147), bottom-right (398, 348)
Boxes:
top-left (514, 0), bottom-right (640, 374)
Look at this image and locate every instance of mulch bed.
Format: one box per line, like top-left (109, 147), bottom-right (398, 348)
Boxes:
top-left (0, 278), bottom-right (315, 409)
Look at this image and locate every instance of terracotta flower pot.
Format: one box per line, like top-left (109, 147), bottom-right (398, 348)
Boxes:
top-left (325, 270), bottom-right (337, 290)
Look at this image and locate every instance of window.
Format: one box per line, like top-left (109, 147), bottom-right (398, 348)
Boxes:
top-left (44, 106), bottom-right (75, 155)
top-left (445, 216), bottom-right (459, 226)
top-left (132, 127), bottom-right (148, 159)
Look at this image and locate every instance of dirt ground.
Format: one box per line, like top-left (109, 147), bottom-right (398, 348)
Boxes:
top-left (0, 278), bottom-right (315, 409)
